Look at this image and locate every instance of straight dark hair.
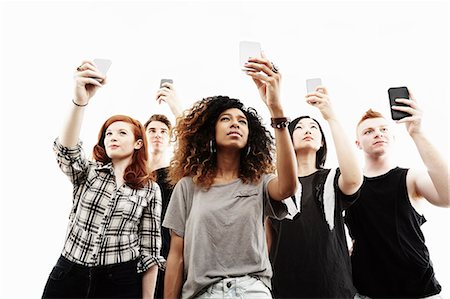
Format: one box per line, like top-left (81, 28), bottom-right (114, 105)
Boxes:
top-left (288, 116), bottom-right (327, 169)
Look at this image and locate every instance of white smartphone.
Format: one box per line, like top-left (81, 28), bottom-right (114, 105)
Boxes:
top-left (306, 78), bottom-right (322, 93)
top-left (239, 41), bottom-right (261, 71)
top-left (93, 58), bottom-right (112, 76)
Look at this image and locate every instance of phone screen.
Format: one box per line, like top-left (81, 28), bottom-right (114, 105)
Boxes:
top-left (388, 87), bottom-right (410, 120)
top-left (239, 41), bottom-right (261, 70)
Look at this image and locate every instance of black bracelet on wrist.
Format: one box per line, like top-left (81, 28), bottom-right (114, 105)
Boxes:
top-left (72, 99), bottom-right (88, 107)
top-left (270, 117), bottom-right (290, 129)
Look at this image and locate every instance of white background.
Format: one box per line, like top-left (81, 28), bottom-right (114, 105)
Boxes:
top-left (0, 1), bottom-right (448, 297)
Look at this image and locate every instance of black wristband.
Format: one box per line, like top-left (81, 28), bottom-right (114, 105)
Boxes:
top-left (72, 99), bottom-right (88, 107)
top-left (270, 117), bottom-right (290, 129)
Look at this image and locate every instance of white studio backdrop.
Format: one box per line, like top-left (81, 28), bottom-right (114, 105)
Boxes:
top-left (0, 1), bottom-right (448, 297)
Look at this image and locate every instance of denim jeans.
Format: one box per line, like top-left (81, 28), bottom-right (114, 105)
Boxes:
top-left (196, 276), bottom-right (272, 299)
top-left (42, 255), bottom-right (142, 298)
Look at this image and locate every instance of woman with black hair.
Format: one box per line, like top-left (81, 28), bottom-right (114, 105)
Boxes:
top-left (267, 86), bottom-right (363, 298)
top-left (162, 55), bottom-right (297, 299)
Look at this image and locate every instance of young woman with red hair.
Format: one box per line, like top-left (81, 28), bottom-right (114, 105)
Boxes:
top-left (42, 60), bottom-right (163, 299)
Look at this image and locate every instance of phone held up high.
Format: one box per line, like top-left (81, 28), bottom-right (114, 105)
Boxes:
top-left (160, 79), bottom-right (173, 88)
top-left (239, 41), bottom-right (262, 71)
top-left (388, 86), bottom-right (411, 120)
top-left (306, 78), bottom-right (322, 93)
top-left (93, 59), bottom-right (112, 82)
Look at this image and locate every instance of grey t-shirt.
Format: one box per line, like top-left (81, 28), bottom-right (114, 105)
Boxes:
top-left (163, 174), bottom-right (288, 299)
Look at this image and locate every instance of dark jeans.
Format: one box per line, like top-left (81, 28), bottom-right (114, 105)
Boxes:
top-left (42, 255), bottom-right (142, 298)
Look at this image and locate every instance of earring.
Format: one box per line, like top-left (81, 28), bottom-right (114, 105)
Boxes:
top-left (209, 139), bottom-right (216, 154)
top-left (245, 145), bottom-right (251, 157)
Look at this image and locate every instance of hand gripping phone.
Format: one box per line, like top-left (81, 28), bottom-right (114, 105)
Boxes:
top-left (160, 79), bottom-right (173, 88)
top-left (239, 41), bottom-right (262, 71)
top-left (388, 86), bottom-right (411, 120)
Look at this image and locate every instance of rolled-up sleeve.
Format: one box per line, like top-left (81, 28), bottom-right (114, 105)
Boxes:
top-left (53, 138), bottom-right (89, 186)
top-left (264, 174), bottom-right (289, 220)
top-left (162, 177), bottom-right (192, 239)
top-left (138, 182), bottom-right (165, 273)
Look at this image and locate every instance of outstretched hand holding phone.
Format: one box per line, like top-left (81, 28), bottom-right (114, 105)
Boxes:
top-left (74, 60), bottom-right (109, 107)
top-left (155, 79), bottom-right (182, 117)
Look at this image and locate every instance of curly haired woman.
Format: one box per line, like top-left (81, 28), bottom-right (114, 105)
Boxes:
top-left (162, 55), bottom-right (298, 299)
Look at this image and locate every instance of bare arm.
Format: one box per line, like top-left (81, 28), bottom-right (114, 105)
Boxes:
top-left (164, 233), bottom-right (184, 299)
top-left (245, 55), bottom-right (297, 201)
top-left (394, 92), bottom-right (449, 207)
top-left (142, 265), bottom-right (158, 299)
top-left (264, 217), bottom-right (273, 253)
top-left (60, 60), bottom-right (105, 147)
top-left (305, 87), bottom-right (363, 195)
top-left (156, 82), bottom-right (183, 118)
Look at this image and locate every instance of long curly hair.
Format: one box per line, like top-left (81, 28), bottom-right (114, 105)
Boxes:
top-left (93, 115), bottom-right (153, 189)
top-left (169, 96), bottom-right (275, 189)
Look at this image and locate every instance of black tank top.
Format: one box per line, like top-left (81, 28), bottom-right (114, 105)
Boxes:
top-left (270, 169), bottom-right (358, 298)
top-left (345, 167), bottom-right (441, 298)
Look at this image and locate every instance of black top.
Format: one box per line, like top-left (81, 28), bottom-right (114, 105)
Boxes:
top-left (154, 167), bottom-right (174, 299)
top-left (269, 169), bottom-right (359, 298)
top-left (345, 167), bottom-right (441, 298)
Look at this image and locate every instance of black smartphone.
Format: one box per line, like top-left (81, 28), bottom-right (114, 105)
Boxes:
top-left (160, 79), bottom-right (173, 88)
top-left (388, 87), bottom-right (411, 120)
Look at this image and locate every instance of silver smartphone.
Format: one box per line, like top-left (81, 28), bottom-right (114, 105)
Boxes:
top-left (160, 79), bottom-right (173, 88)
top-left (306, 78), bottom-right (322, 93)
top-left (93, 58), bottom-right (112, 75)
top-left (92, 59), bottom-right (111, 82)
top-left (239, 41), bottom-right (261, 71)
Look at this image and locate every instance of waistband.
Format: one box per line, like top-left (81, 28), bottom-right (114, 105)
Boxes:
top-left (57, 255), bottom-right (138, 273)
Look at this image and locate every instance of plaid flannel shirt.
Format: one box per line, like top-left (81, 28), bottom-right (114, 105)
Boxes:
top-left (53, 138), bottom-right (165, 273)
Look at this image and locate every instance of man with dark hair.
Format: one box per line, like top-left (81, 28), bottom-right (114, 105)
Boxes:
top-left (346, 91), bottom-right (449, 298)
top-left (145, 81), bottom-right (182, 299)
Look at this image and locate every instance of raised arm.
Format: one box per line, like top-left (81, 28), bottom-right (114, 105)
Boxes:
top-left (164, 233), bottom-right (185, 299)
top-left (305, 86), bottom-right (363, 195)
top-left (59, 60), bottom-right (105, 147)
top-left (393, 91), bottom-right (449, 207)
top-left (156, 82), bottom-right (183, 118)
top-left (244, 54), bottom-right (297, 201)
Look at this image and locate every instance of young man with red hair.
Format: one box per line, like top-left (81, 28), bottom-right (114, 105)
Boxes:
top-left (345, 91), bottom-right (449, 298)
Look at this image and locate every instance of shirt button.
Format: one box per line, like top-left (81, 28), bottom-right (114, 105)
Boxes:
top-left (226, 281), bottom-right (232, 288)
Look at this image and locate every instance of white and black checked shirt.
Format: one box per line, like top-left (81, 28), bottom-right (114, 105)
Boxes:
top-left (53, 139), bottom-right (164, 273)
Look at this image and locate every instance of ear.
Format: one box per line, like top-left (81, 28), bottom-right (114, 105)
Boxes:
top-left (355, 139), bottom-right (362, 150)
top-left (134, 139), bottom-right (143, 150)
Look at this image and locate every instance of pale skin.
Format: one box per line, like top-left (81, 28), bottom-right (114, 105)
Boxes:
top-left (147, 82), bottom-right (183, 172)
top-left (302, 86), bottom-right (363, 194)
top-left (156, 82), bottom-right (183, 118)
top-left (356, 91), bottom-right (449, 210)
top-left (164, 54), bottom-right (298, 299)
top-left (63, 60), bottom-right (158, 297)
top-left (146, 120), bottom-right (171, 172)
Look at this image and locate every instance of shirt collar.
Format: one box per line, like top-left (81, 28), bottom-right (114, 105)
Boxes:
top-left (94, 162), bottom-right (114, 174)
